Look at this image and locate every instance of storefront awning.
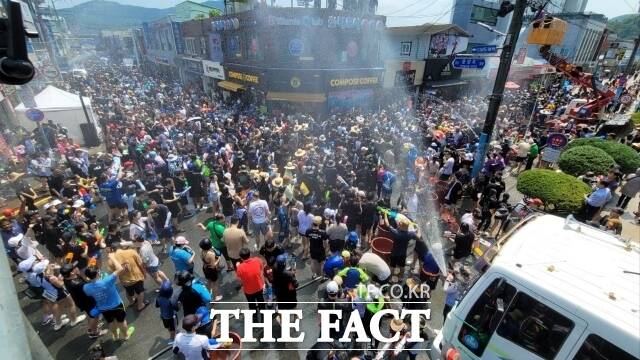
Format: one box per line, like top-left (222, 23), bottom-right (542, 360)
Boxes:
top-left (218, 81), bottom-right (244, 92)
top-left (424, 79), bottom-right (468, 88)
top-left (266, 92), bottom-right (326, 103)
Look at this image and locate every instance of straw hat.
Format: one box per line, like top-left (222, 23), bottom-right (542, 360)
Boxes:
top-left (350, 125), bottom-right (361, 134)
top-left (319, 134), bottom-right (326, 142)
top-left (284, 162), bottom-right (296, 170)
top-left (271, 177), bottom-right (284, 188)
top-left (305, 143), bottom-right (314, 150)
top-left (249, 169), bottom-right (260, 179)
top-left (294, 149), bottom-right (306, 158)
top-left (293, 124), bottom-right (303, 132)
top-left (390, 318), bottom-right (406, 332)
top-left (259, 171), bottom-right (269, 179)
top-left (301, 123), bottom-right (309, 130)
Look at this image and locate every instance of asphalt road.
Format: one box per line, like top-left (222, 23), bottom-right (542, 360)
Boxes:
top-left (16, 201), bottom-right (446, 360)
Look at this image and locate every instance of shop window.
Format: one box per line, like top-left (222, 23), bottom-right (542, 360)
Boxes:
top-left (496, 292), bottom-right (574, 360)
top-left (573, 334), bottom-right (637, 360)
top-left (457, 278), bottom-right (517, 356)
top-left (185, 38), bottom-right (197, 55)
top-left (400, 42), bottom-right (412, 56)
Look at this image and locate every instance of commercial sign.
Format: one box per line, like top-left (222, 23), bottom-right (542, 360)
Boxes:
top-left (546, 133), bottom-right (568, 149)
top-left (266, 70), bottom-right (323, 92)
top-left (203, 60), bottom-right (225, 80)
top-left (171, 21), bottom-right (185, 55)
top-left (227, 70), bottom-right (260, 85)
top-left (394, 70), bottom-right (416, 87)
top-left (423, 58), bottom-right (462, 82)
top-left (209, 33), bottom-right (223, 62)
top-left (329, 76), bottom-right (379, 88)
top-left (289, 38), bottom-right (304, 57)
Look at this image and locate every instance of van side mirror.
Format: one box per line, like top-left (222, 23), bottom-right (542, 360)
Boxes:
top-left (0, 0), bottom-right (37, 85)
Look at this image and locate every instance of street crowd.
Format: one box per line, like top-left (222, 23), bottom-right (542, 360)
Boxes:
top-left (1, 58), bottom-right (639, 360)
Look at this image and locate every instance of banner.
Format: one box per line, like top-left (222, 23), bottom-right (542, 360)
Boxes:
top-left (209, 33), bottom-right (224, 62)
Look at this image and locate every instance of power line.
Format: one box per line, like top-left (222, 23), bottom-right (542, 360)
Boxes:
top-left (384, 0), bottom-right (427, 16)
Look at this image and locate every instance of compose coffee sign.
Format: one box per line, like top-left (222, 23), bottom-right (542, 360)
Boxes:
top-left (329, 76), bottom-right (379, 88)
top-left (228, 70), bottom-right (260, 85)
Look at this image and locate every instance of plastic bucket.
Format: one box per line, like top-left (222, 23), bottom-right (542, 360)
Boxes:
top-left (209, 332), bottom-right (242, 360)
top-left (376, 224), bottom-right (393, 239)
top-left (371, 237), bottom-right (394, 265)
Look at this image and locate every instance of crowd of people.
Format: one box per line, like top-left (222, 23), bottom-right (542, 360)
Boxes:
top-left (0, 57), bottom-right (639, 360)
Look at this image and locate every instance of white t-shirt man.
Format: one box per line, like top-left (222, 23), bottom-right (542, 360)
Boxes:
top-left (248, 199), bottom-right (269, 224)
top-left (359, 252), bottom-right (391, 282)
top-left (173, 332), bottom-right (209, 360)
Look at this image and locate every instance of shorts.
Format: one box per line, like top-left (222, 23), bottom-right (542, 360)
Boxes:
top-left (516, 156), bottom-right (527, 163)
top-left (251, 222), bottom-right (269, 236)
top-left (102, 303), bottom-right (127, 323)
top-left (361, 222), bottom-right (374, 234)
top-left (203, 266), bottom-right (219, 282)
top-left (162, 317), bottom-right (176, 332)
top-left (158, 226), bottom-right (173, 239)
top-left (229, 258), bottom-right (240, 270)
top-left (124, 281), bottom-right (145, 297)
top-left (311, 251), bottom-right (326, 262)
top-left (44, 289), bottom-right (69, 303)
top-left (146, 265), bottom-right (159, 274)
top-left (216, 246), bottom-right (230, 261)
top-left (390, 254), bottom-right (407, 268)
top-left (108, 202), bottom-right (127, 210)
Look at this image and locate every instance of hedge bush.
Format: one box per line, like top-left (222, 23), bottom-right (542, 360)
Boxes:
top-left (564, 138), bottom-right (640, 173)
top-left (517, 169), bottom-right (590, 212)
top-left (557, 145), bottom-right (615, 176)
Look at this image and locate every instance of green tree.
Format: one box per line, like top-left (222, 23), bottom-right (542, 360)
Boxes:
top-left (558, 145), bottom-right (616, 176)
top-left (564, 138), bottom-right (640, 173)
top-left (517, 170), bottom-right (591, 212)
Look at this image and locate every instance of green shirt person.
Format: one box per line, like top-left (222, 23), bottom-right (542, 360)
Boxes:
top-left (198, 214), bottom-right (226, 250)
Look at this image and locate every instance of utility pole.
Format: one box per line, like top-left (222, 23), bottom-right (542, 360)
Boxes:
top-left (625, 13), bottom-right (640, 75)
top-left (471, 0), bottom-right (528, 177)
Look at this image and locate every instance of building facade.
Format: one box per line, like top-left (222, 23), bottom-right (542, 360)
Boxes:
top-left (382, 24), bottom-right (470, 96)
top-left (211, 7), bottom-right (386, 115)
top-left (451, 0), bottom-right (511, 47)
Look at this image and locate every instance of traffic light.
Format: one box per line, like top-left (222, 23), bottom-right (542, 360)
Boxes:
top-left (497, 1), bottom-right (515, 17)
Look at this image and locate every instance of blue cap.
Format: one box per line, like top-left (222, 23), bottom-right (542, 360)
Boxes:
top-left (159, 280), bottom-right (173, 297)
top-left (348, 231), bottom-right (359, 243)
top-left (275, 254), bottom-right (288, 266)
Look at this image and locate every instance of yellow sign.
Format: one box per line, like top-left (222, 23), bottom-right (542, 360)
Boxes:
top-left (329, 76), bottom-right (378, 87)
top-left (290, 76), bottom-right (301, 88)
top-left (228, 70), bottom-right (259, 84)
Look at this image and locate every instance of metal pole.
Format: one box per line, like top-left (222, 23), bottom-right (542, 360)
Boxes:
top-left (625, 12), bottom-right (640, 75)
top-left (78, 89), bottom-right (91, 124)
top-left (471, 0), bottom-right (528, 177)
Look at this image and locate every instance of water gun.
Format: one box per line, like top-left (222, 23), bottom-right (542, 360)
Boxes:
top-left (377, 206), bottom-right (417, 226)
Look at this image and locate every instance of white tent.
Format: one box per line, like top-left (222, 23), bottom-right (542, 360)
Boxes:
top-left (14, 85), bottom-right (102, 146)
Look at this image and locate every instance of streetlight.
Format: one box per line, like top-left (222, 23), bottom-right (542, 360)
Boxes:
top-left (475, 21), bottom-right (508, 37)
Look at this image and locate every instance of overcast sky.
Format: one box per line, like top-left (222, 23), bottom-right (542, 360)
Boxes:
top-left (55, 0), bottom-right (637, 26)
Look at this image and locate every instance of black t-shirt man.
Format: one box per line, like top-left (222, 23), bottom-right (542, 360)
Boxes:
top-left (306, 227), bottom-right (328, 261)
top-left (389, 227), bottom-right (418, 267)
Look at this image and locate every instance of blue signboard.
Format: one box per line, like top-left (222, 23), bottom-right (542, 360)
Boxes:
top-left (26, 108), bottom-right (44, 122)
top-left (288, 38), bottom-right (304, 56)
top-left (209, 33), bottom-right (223, 62)
top-left (452, 58), bottom-right (486, 69)
top-left (471, 45), bottom-right (497, 54)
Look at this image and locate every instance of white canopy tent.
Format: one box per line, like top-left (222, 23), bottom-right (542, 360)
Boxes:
top-left (14, 85), bottom-right (102, 146)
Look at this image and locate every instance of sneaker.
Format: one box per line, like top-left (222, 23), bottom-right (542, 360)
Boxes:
top-left (70, 314), bottom-right (87, 327)
top-left (88, 329), bottom-right (108, 339)
top-left (53, 318), bottom-right (70, 331)
top-left (150, 240), bottom-right (162, 246)
top-left (214, 295), bottom-right (223, 302)
top-left (41, 315), bottom-right (54, 326)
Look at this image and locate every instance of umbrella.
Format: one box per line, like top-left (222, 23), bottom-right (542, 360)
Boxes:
top-left (505, 81), bottom-right (520, 89)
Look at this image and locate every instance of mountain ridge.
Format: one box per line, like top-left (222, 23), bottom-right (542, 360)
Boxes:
top-left (58, 0), bottom-right (224, 35)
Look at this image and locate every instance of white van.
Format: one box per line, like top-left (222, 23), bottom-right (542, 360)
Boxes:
top-left (431, 214), bottom-right (640, 360)
top-left (72, 68), bottom-right (87, 78)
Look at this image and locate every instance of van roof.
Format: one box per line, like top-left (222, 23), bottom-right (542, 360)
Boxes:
top-left (493, 214), bottom-right (640, 348)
